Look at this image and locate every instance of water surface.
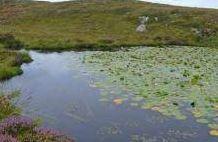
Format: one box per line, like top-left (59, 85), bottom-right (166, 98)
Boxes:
top-left (1, 51), bottom-right (217, 142)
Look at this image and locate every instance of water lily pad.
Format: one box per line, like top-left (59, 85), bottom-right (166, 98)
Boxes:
top-left (209, 130), bottom-right (218, 136)
top-left (208, 124), bottom-right (218, 129)
top-left (113, 99), bottom-right (123, 105)
top-left (196, 119), bottom-right (209, 124)
top-left (84, 46), bottom-right (218, 129)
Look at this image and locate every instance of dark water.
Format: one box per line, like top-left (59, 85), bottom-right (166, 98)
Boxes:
top-left (1, 51), bottom-right (217, 142)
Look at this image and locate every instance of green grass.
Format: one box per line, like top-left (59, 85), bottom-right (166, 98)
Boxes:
top-left (0, 49), bottom-right (32, 81)
top-left (1, 0), bottom-right (218, 50)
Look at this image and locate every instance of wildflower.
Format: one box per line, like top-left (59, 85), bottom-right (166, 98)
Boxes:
top-left (0, 134), bottom-right (18, 142)
top-left (0, 116), bottom-right (34, 135)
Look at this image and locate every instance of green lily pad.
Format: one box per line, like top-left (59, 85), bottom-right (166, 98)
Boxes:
top-left (84, 46), bottom-right (218, 131)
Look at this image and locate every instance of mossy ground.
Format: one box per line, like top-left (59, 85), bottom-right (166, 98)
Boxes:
top-left (1, 0), bottom-right (218, 50)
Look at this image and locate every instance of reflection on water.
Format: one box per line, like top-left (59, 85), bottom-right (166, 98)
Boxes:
top-left (142, 0), bottom-right (218, 9)
top-left (1, 51), bottom-right (217, 142)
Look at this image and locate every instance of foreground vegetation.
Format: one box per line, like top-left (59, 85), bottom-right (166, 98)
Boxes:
top-left (0, 34), bottom-right (32, 81)
top-left (0, 0), bottom-right (218, 50)
top-left (84, 46), bottom-right (218, 136)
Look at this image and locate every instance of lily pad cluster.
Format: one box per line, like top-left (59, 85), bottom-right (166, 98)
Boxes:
top-left (84, 46), bottom-right (218, 136)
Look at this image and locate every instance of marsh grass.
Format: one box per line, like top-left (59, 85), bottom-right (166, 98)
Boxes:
top-left (0, 91), bottom-right (20, 120)
top-left (0, 50), bottom-right (32, 81)
top-left (0, 34), bottom-right (32, 81)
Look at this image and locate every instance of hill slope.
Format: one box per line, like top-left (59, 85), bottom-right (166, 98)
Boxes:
top-left (1, 0), bottom-right (218, 50)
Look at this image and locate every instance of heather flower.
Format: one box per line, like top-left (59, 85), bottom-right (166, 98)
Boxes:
top-left (0, 93), bottom-right (75, 141)
top-left (0, 116), bottom-right (34, 135)
top-left (0, 134), bottom-right (18, 142)
top-left (34, 127), bottom-right (74, 142)
top-left (34, 127), bottom-right (63, 137)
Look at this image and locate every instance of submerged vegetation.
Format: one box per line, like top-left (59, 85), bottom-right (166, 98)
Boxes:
top-left (1, 0), bottom-right (218, 50)
top-left (84, 46), bottom-right (218, 136)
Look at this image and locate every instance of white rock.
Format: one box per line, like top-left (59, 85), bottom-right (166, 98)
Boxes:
top-left (136, 24), bottom-right (146, 33)
top-left (154, 17), bottom-right (159, 21)
top-left (139, 16), bottom-right (149, 24)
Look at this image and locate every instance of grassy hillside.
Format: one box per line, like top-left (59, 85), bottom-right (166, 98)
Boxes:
top-left (1, 0), bottom-right (218, 50)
